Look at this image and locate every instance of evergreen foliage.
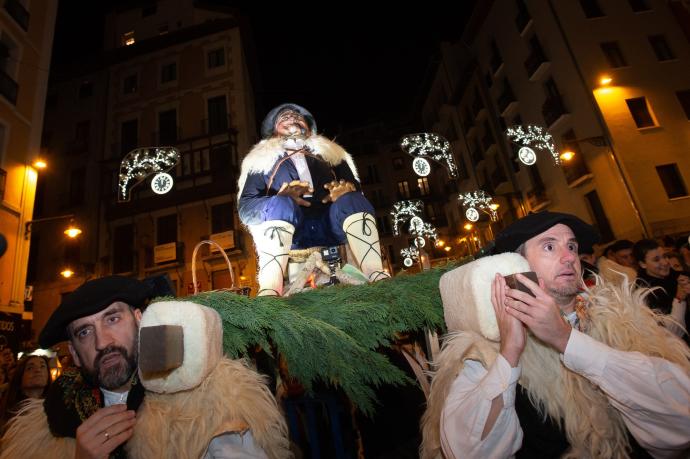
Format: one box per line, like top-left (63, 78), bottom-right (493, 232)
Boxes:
top-left (185, 262), bottom-right (460, 415)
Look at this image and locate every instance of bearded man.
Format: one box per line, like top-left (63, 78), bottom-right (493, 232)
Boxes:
top-left (238, 103), bottom-right (388, 296)
top-left (421, 211), bottom-right (690, 459)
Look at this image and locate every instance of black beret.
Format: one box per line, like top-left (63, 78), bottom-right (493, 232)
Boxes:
top-left (605, 239), bottom-right (634, 254)
top-left (39, 276), bottom-right (152, 348)
top-left (494, 211), bottom-right (599, 254)
top-left (260, 103), bottom-right (317, 139)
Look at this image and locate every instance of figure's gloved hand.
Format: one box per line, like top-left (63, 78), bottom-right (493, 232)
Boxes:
top-left (277, 180), bottom-right (313, 207)
top-left (322, 179), bottom-right (356, 203)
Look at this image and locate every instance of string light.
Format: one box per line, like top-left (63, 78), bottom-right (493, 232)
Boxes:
top-left (401, 246), bottom-right (419, 267)
top-left (458, 190), bottom-right (498, 222)
top-left (118, 147), bottom-right (180, 202)
top-left (391, 200), bottom-right (424, 236)
top-left (400, 133), bottom-right (459, 178)
top-left (505, 125), bottom-right (560, 165)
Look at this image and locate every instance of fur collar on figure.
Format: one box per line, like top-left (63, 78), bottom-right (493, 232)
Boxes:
top-left (127, 357), bottom-right (291, 459)
top-left (420, 278), bottom-right (690, 459)
top-left (237, 135), bottom-right (360, 197)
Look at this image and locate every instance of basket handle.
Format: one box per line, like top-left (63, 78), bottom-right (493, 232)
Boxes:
top-left (191, 240), bottom-right (236, 294)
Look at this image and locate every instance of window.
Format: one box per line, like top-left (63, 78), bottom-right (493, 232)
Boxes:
top-left (417, 177), bottom-right (430, 196)
top-left (489, 40), bottom-right (502, 74)
top-left (600, 42), bottom-right (627, 68)
top-left (78, 81), bottom-right (93, 99)
top-left (656, 164), bottom-right (688, 199)
top-left (625, 97), bottom-right (655, 128)
top-left (211, 202), bottom-right (234, 233)
top-left (579, 0), bottom-right (604, 18)
top-left (68, 167), bottom-right (86, 207)
top-left (628, 0), bottom-right (651, 12)
top-left (157, 214), bottom-right (178, 245)
top-left (561, 130), bottom-right (590, 184)
top-left (392, 157), bottom-right (404, 170)
top-left (425, 203), bottom-right (436, 220)
top-left (207, 48), bottom-right (225, 69)
top-left (142, 4), bottom-right (157, 17)
top-left (113, 224), bottom-right (134, 274)
top-left (158, 23), bottom-right (169, 35)
top-left (376, 216), bottom-right (391, 235)
top-left (160, 62), bottom-right (177, 84)
top-left (158, 109), bottom-right (177, 144)
top-left (397, 181), bottom-right (410, 198)
top-left (676, 90), bottom-right (690, 120)
top-left (207, 95), bottom-right (228, 134)
top-left (366, 164), bottom-right (380, 184)
top-left (123, 74), bottom-right (137, 94)
top-left (75, 120), bottom-right (90, 143)
top-left (122, 31), bottom-right (135, 47)
top-left (120, 119), bottom-right (138, 155)
top-left (648, 35), bottom-right (675, 61)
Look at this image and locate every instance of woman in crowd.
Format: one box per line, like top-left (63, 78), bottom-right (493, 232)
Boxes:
top-left (633, 239), bottom-right (690, 338)
top-left (0, 354), bottom-right (51, 430)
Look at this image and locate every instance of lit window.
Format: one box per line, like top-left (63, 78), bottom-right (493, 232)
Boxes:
top-left (122, 31), bottom-right (135, 47)
top-left (397, 181), bottom-right (410, 198)
top-left (417, 177), bottom-right (430, 196)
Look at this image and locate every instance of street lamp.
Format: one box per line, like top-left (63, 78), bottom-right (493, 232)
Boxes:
top-left (60, 268), bottom-right (75, 278)
top-left (599, 75), bottom-right (613, 87)
top-left (25, 214), bottom-right (82, 240)
top-left (559, 150), bottom-right (575, 162)
top-left (64, 220), bottom-right (82, 238)
top-left (32, 159), bottom-right (47, 169)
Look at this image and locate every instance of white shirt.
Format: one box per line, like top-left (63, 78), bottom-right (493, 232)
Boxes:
top-left (440, 330), bottom-right (690, 458)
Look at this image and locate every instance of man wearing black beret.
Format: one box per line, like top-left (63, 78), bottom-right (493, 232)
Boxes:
top-left (423, 211), bottom-right (690, 458)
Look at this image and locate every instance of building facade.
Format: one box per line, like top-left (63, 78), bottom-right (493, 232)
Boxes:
top-left (423, 0), bottom-right (690, 246)
top-left (29, 1), bottom-right (258, 339)
top-left (0, 0), bottom-right (57, 332)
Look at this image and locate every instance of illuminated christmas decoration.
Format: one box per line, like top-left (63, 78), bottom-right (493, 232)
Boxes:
top-left (505, 125), bottom-right (560, 165)
top-left (401, 246), bottom-right (419, 267)
top-left (391, 200), bottom-right (424, 236)
top-left (518, 146), bottom-right (537, 166)
top-left (118, 147), bottom-right (180, 202)
top-left (459, 190), bottom-right (498, 222)
top-left (412, 157), bottom-right (431, 177)
top-left (151, 172), bottom-right (174, 194)
top-left (400, 133), bottom-right (459, 178)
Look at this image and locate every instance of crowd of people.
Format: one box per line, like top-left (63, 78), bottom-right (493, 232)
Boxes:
top-left (580, 234), bottom-right (690, 341)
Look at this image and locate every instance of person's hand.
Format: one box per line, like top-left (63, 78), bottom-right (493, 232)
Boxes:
top-left (322, 179), bottom-right (356, 203)
top-left (75, 404), bottom-right (136, 459)
top-left (277, 180), bottom-right (313, 207)
top-left (492, 274), bottom-right (526, 367)
top-left (676, 274), bottom-right (690, 300)
top-left (504, 273), bottom-right (572, 353)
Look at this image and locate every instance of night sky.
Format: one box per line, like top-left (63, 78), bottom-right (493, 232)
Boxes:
top-left (52, 2), bottom-right (475, 136)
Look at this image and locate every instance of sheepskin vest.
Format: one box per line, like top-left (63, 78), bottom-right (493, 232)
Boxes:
top-left (0, 358), bottom-right (291, 459)
top-left (421, 280), bottom-right (690, 459)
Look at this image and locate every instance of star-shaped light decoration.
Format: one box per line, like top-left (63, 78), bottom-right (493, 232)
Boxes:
top-left (459, 190), bottom-right (498, 222)
top-left (118, 147), bottom-right (180, 202)
top-left (505, 125), bottom-right (559, 165)
top-left (400, 133), bottom-right (458, 178)
top-left (401, 246), bottom-right (420, 267)
top-left (391, 199), bottom-right (439, 266)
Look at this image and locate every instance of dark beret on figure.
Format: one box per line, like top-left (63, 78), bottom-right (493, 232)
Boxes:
top-left (39, 276), bottom-right (152, 348)
top-left (260, 103), bottom-right (317, 139)
top-left (494, 211), bottom-right (599, 255)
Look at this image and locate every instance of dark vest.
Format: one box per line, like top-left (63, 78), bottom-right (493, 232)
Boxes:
top-left (514, 385), bottom-right (653, 459)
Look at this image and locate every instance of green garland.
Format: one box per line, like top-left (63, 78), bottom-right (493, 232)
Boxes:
top-left (187, 261), bottom-right (462, 415)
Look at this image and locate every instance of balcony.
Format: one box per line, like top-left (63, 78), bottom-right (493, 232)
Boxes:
top-left (515, 9), bottom-right (532, 35)
top-left (524, 50), bottom-right (550, 82)
top-left (203, 115), bottom-right (231, 136)
top-left (0, 69), bottom-right (18, 105)
top-left (4, 0), bottom-right (29, 31)
top-left (527, 188), bottom-right (550, 212)
top-left (497, 87), bottom-right (518, 117)
top-left (542, 96), bottom-right (569, 128)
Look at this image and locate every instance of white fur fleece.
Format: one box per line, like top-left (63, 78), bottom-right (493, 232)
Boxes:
top-left (237, 135), bottom-right (360, 198)
top-left (138, 301), bottom-right (223, 394)
top-left (439, 253), bottom-right (530, 341)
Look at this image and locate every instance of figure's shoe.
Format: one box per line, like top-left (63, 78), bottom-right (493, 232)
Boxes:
top-left (249, 220), bottom-right (295, 296)
top-left (343, 212), bottom-right (389, 282)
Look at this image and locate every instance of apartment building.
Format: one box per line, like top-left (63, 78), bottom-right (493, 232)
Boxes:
top-left (0, 0), bottom-right (57, 348)
top-left (423, 0), bottom-right (690, 246)
top-left (29, 1), bottom-right (257, 337)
